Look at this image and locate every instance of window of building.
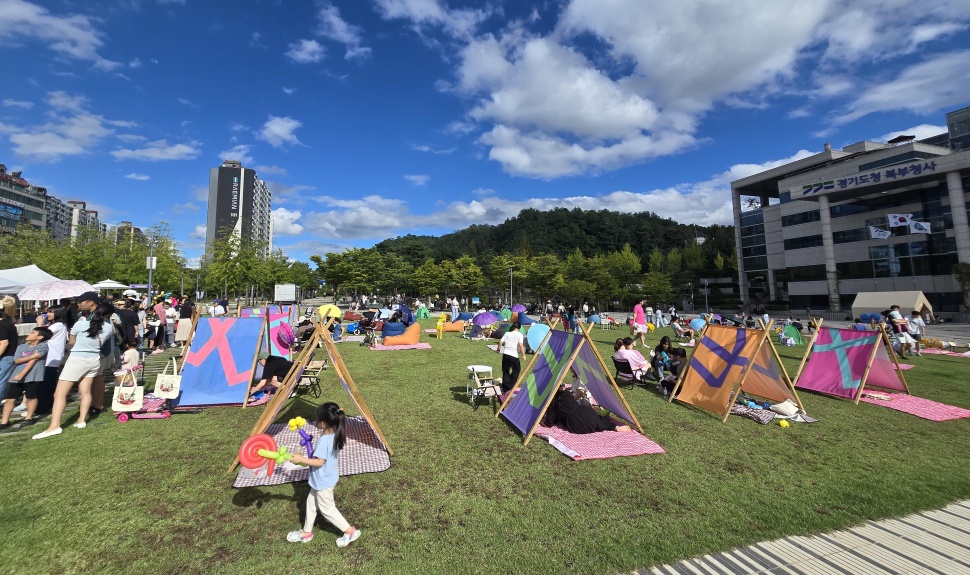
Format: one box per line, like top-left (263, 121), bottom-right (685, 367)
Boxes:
top-left (836, 260), bottom-right (873, 280)
top-left (742, 245), bottom-right (767, 258)
top-left (740, 223), bottom-right (764, 237)
top-left (783, 235), bottom-right (824, 250)
top-left (741, 234), bottom-right (765, 248)
top-left (781, 210), bottom-right (820, 227)
top-left (740, 210), bottom-right (763, 227)
top-left (787, 264), bottom-right (826, 282)
top-left (743, 256), bottom-right (768, 271)
top-left (858, 150), bottom-right (944, 172)
top-left (833, 228), bottom-right (870, 244)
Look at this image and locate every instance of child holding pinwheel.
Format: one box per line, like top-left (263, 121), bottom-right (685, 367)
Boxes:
top-left (286, 402), bottom-right (361, 547)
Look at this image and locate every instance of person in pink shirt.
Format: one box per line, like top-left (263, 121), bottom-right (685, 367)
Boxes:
top-left (631, 299), bottom-right (647, 347)
top-left (613, 337), bottom-right (651, 379)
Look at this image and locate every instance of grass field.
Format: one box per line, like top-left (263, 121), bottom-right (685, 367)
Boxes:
top-left (1, 319), bottom-right (968, 575)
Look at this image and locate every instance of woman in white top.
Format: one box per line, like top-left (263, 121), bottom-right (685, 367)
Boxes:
top-left (34, 292), bottom-right (108, 440)
top-left (496, 322), bottom-right (525, 393)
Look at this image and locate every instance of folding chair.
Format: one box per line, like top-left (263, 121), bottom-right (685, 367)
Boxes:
top-left (466, 365), bottom-right (500, 410)
top-left (612, 357), bottom-right (646, 387)
top-left (296, 360), bottom-right (327, 398)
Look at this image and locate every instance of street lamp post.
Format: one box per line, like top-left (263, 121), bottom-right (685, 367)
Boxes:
top-left (146, 236), bottom-right (157, 302)
top-left (704, 280), bottom-right (710, 314)
top-left (509, 267), bottom-right (513, 306)
top-left (688, 282), bottom-right (693, 312)
top-left (180, 265), bottom-right (185, 297)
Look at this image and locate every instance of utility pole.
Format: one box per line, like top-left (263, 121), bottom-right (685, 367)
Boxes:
top-left (146, 236), bottom-right (157, 302)
top-left (704, 279), bottom-right (710, 314)
top-left (509, 266), bottom-right (514, 306)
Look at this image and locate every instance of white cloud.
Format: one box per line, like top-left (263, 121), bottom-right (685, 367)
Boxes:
top-left (177, 97), bottom-right (198, 108)
top-left (282, 86), bottom-right (296, 95)
top-left (286, 39), bottom-right (326, 63)
top-left (273, 207), bottom-right (305, 235)
top-left (218, 144), bottom-right (254, 166)
top-left (412, 144), bottom-right (455, 154)
top-left (116, 134), bottom-right (145, 142)
top-left (833, 50), bottom-right (970, 125)
top-left (378, 0), bottom-right (970, 179)
top-left (129, 57), bottom-right (142, 68)
top-left (879, 124), bottom-right (948, 143)
top-left (255, 165), bottom-right (288, 176)
top-left (404, 174), bottom-right (430, 186)
top-left (124, 172), bottom-right (150, 181)
top-left (258, 116), bottom-right (302, 147)
top-left (5, 91), bottom-right (129, 162)
top-left (191, 225), bottom-right (207, 240)
top-left (172, 202), bottom-right (198, 214)
top-left (0, 0), bottom-right (121, 70)
top-left (316, 3), bottom-right (371, 60)
top-left (2, 99), bottom-right (32, 109)
top-left (111, 139), bottom-right (201, 161)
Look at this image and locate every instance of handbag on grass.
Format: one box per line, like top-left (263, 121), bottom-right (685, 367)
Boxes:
top-left (112, 377), bottom-right (145, 412)
top-left (153, 374), bottom-right (181, 400)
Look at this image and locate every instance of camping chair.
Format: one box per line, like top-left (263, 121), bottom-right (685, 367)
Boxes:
top-left (466, 365), bottom-right (500, 410)
top-left (612, 357), bottom-right (646, 387)
top-left (672, 323), bottom-right (692, 341)
top-left (296, 360), bottom-right (327, 398)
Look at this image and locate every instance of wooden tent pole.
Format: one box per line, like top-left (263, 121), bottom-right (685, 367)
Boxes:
top-left (726, 321), bottom-right (772, 422)
top-left (854, 324), bottom-right (885, 404)
top-left (523, 335), bottom-right (584, 446)
top-left (496, 318), bottom-right (558, 416)
top-left (320, 328), bottom-right (394, 455)
top-left (763, 323), bottom-right (805, 412)
top-left (579, 323), bottom-right (642, 432)
top-left (792, 317), bottom-right (824, 385)
top-left (669, 322), bottom-right (708, 402)
top-left (241, 320), bottom-right (267, 408)
top-left (178, 310), bottom-right (201, 371)
top-left (881, 324), bottom-right (910, 394)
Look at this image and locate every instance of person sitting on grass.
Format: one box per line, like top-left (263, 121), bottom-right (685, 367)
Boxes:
top-left (613, 337), bottom-right (652, 380)
top-left (542, 385), bottom-right (632, 434)
top-left (0, 326), bottom-right (52, 429)
top-left (249, 352), bottom-right (294, 402)
top-left (670, 318), bottom-right (693, 339)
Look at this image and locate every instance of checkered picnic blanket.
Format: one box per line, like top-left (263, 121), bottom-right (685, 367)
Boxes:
top-left (533, 423), bottom-right (665, 461)
top-left (232, 416), bottom-right (391, 488)
top-left (859, 393), bottom-right (970, 421)
top-left (730, 404), bottom-right (776, 425)
top-left (369, 342), bottom-right (432, 351)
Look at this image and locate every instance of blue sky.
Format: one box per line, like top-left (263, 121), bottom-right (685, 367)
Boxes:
top-left (2, 0), bottom-right (970, 266)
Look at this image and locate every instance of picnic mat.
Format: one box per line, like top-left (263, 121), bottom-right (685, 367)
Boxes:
top-left (921, 349), bottom-right (970, 357)
top-left (423, 329), bottom-right (438, 333)
top-left (898, 363), bottom-right (915, 370)
top-left (533, 423), bottom-right (665, 461)
top-left (369, 342), bottom-right (432, 351)
top-left (233, 416), bottom-right (391, 488)
top-left (339, 335), bottom-right (365, 343)
top-left (858, 393), bottom-right (970, 421)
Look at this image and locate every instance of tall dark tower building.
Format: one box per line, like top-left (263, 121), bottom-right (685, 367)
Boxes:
top-left (204, 160), bottom-right (272, 258)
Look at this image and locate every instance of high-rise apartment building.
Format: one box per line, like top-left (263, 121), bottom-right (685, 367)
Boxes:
top-left (0, 164), bottom-right (47, 234)
top-left (204, 160), bottom-right (272, 257)
top-left (66, 201), bottom-right (105, 238)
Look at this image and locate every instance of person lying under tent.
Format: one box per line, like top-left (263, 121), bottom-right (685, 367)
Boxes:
top-left (542, 384), bottom-right (632, 434)
top-left (249, 352), bottom-right (294, 402)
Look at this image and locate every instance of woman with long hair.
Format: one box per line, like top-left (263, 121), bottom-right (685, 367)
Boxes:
top-left (35, 306), bottom-right (71, 415)
top-left (33, 293), bottom-right (107, 439)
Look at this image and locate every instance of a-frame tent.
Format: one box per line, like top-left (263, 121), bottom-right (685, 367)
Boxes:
top-left (496, 323), bottom-right (642, 445)
top-left (793, 322), bottom-right (909, 403)
top-left (228, 317), bottom-right (393, 472)
top-left (669, 322), bottom-right (804, 422)
top-left (172, 317), bottom-right (265, 407)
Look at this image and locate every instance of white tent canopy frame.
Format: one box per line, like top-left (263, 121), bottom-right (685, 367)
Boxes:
top-left (851, 291), bottom-right (933, 321)
top-left (0, 264), bottom-right (60, 294)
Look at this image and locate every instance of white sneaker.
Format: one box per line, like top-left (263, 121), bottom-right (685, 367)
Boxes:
top-left (32, 428), bottom-right (63, 440)
top-left (73, 422), bottom-right (87, 429)
top-left (12, 405), bottom-right (26, 413)
top-left (336, 527), bottom-right (361, 547)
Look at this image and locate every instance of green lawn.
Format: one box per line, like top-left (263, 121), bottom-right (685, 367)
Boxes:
top-left (1, 319), bottom-right (968, 575)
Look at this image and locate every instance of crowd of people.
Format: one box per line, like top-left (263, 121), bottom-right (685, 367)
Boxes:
top-left (0, 290), bottom-right (199, 439)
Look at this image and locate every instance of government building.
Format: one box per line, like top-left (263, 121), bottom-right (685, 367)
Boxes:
top-left (731, 106), bottom-right (970, 316)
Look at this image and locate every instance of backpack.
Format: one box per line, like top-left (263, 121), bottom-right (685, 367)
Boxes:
top-left (278, 322), bottom-right (295, 346)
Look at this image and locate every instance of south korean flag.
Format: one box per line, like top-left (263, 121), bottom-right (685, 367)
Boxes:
top-left (887, 213), bottom-right (913, 227)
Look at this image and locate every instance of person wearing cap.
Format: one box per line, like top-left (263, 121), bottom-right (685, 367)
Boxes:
top-left (248, 352), bottom-right (294, 402)
top-left (33, 292), bottom-right (107, 440)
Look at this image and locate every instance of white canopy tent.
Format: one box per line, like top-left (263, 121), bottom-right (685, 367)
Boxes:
top-left (0, 265), bottom-right (60, 295)
top-left (92, 279), bottom-right (131, 290)
top-left (851, 291), bottom-right (934, 320)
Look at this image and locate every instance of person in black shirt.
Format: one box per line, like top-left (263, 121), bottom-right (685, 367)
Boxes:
top-left (542, 385), bottom-right (633, 434)
top-left (249, 352), bottom-right (294, 401)
top-left (0, 308), bottom-right (19, 401)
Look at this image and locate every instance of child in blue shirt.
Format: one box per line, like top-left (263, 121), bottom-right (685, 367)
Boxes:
top-left (286, 402), bottom-right (361, 547)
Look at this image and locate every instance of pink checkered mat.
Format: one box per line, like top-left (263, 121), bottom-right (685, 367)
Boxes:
top-left (859, 392), bottom-right (970, 421)
top-left (122, 392), bottom-right (270, 412)
top-left (533, 423), bottom-right (665, 461)
top-left (369, 342), bottom-right (432, 351)
top-left (921, 349), bottom-right (970, 357)
top-left (232, 416), bottom-right (391, 488)
top-left (898, 363), bottom-right (915, 371)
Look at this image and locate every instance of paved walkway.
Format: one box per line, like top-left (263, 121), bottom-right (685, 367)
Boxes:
top-left (640, 500), bottom-right (970, 574)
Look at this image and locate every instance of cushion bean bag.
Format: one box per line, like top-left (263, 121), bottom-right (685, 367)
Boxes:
top-left (441, 320), bottom-right (465, 332)
top-left (382, 321), bottom-right (407, 338)
top-left (344, 310), bottom-right (363, 321)
top-left (383, 322), bottom-right (420, 346)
